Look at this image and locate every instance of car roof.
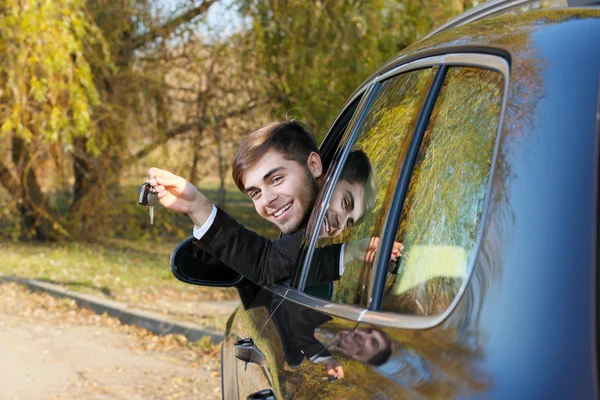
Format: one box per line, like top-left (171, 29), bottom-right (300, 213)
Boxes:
top-left (423, 0), bottom-right (599, 40)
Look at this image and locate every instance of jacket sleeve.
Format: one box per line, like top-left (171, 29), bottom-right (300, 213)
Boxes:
top-left (193, 207), bottom-right (302, 286)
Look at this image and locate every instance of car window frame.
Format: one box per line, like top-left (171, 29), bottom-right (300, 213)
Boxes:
top-left (269, 52), bottom-right (510, 329)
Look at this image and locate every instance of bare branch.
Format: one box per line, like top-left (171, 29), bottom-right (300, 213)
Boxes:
top-left (127, 99), bottom-right (265, 163)
top-left (132, 1), bottom-right (217, 50)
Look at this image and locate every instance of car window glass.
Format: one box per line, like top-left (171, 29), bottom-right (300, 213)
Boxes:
top-left (302, 68), bottom-right (438, 307)
top-left (381, 67), bottom-right (504, 315)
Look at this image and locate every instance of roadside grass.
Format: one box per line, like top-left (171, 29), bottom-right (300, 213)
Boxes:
top-left (0, 181), bottom-right (279, 331)
top-left (0, 238), bottom-right (236, 331)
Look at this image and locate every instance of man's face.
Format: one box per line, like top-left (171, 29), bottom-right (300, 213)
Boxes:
top-left (333, 329), bottom-right (388, 364)
top-left (320, 180), bottom-right (366, 238)
top-left (242, 150), bottom-right (320, 234)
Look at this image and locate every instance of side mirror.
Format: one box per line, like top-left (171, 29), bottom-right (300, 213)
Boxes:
top-left (171, 236), bottom-right (244, 287)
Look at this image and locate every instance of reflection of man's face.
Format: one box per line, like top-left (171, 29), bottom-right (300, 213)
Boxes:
top-left (321, 180), bottom-right (366, 238)
top-left (243, 150), bottom-right (319, 234)
top-left (334, 329), bottom-right (389, 364)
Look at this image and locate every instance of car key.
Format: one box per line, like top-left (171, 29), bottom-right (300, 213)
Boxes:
top-left (138, 182), bottom-right (150, 206)
top-left (138, 179), bottom-right (158, 225)
top-left (147, 187), bottom-right (159, 225)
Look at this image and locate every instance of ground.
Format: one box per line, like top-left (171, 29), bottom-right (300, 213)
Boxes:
top-left (0, 282), bottom-right (222, 400)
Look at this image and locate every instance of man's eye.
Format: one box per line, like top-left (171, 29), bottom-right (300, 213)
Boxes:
top-left (343, 198), bottom-right (349, 209)
top-left (249, 191), bottom-right (260, 199)
top-left (272, 176), bottom-right (283, 184)
top-left (346, 219), bottom-right (354, 228)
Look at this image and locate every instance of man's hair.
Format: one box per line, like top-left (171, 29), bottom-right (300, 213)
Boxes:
top-left (232, 121), bottom-right (318, 192)
top-left (339, 149), bottom-right (378, 224)
top-left (367, 331), bottom-right (393, 366)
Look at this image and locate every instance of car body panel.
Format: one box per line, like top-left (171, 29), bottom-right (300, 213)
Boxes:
top-left (217, 6), bottom-right (600, 400)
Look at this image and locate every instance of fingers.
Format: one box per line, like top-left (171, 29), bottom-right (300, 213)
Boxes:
top-left (148, 167), bottom-right (175, 178)
top-left (390, 242), bottom-right (403, 261)
top-left (362, 237), bottom-right (405, 263)
top-left (368, 236), bottom-right (379, 250)
top-left (326, 365), bottom-right (344, 379)
top-left (365, 249), bottom-right (375, 263)
top-left (148, 168), bottom-right (182, 186)
top-left (393, 242), bottom-right (404, 252)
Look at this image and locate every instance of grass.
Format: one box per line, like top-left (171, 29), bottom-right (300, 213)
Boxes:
top-left (0, 180), bottom-right (280, 332)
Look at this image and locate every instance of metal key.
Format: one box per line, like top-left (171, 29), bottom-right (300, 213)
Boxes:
top-left (147, 187), bottom-right (159, 225)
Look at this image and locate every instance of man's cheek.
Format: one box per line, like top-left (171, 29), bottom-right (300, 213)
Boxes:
top-left (253, 204), bottom-right (266, 219)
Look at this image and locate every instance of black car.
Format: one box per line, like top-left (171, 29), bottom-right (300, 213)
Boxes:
top-left (172, 1), bottom-right (600, 398)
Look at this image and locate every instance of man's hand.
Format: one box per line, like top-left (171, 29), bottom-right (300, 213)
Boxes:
top-left (322, 358), bottom-right (344, 380)
top-left (148, 167), bottom-right (213, 226)
top-left (345, 237), bottom-right (403, 264)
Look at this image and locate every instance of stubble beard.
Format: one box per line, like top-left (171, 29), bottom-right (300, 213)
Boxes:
top-left (278, 169), bottom-right (319, 235)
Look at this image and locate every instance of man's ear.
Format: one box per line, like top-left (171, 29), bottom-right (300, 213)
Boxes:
top-left (306, 151), bottom-right (323, 179)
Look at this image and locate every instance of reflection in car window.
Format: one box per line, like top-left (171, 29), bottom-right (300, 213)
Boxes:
top-left (303, 68), bottom-right (437, 307)
top-left (382, 67), bottom-right (504, 316)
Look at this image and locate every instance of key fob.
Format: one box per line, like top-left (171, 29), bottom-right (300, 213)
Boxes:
top-left (138, 182), bottom-right (150, 206)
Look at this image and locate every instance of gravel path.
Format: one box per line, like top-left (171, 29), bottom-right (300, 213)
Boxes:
top-left (0, 283), bottom-right (222, 399)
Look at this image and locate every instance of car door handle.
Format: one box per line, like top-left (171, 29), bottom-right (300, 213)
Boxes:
top-left (234, 338), bottom-right (266, 369)
top-left (247, 389), bottom-right (276, 400)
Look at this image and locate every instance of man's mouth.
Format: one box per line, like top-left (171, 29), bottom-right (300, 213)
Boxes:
top-left (323, 214), bottom-right (331, 234)
top-left (273, 202), bottom-right (292, 219)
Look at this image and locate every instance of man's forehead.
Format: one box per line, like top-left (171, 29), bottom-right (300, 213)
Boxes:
top-left (349, 181), bottom-right (366, 217)
top-left (242, 150), bottom-right (299, 186)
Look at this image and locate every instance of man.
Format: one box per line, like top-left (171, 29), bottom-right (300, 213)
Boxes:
top-left (150, 121), bottom-right (400, 379)
top-left (332, 328), bottom-right (393, 366)
top-left (149, 121), bottom-right (393, 286)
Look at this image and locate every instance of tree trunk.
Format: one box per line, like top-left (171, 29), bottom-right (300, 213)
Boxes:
top-left (190, 128), bottom-right (203, 184)
top-left (215, 129), bottom-right (226, 208)
top-left (11, 136), bottom-right (57, 241)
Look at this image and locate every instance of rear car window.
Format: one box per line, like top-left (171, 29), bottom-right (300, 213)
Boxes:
top-left (381, 66), bottom-right (504, 315)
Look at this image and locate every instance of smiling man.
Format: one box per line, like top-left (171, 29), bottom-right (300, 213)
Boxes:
top-left (149, 120), bottom-right (384, 286)
top-left (230, 121), bottom-right (324, 235)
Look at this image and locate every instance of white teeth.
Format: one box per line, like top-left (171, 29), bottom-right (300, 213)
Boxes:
top-left (324, 215), bottom-right (330, 233)
top-left (274, 203), bottom-right (292, 217)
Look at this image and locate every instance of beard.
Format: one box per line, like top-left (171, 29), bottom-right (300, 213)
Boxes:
top-left (279, 167), bottom-right (319, 234)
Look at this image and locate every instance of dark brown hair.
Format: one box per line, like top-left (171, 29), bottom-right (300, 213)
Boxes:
top-left (232, 121), bottom-right (318, 192)
top-left (368, 330), bottom-right (393, 366)
top-left (340, 149), bottom-right (378, 224)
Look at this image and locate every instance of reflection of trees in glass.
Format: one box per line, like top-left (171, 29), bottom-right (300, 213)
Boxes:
top-left (289, 323), bottom-right (490, 399)
top-left (383, 68), bottom-right (504, 315)
top-left (313, 69), bottom-right (436, 306)
top-left (381, 326), bottom-right (491, 399)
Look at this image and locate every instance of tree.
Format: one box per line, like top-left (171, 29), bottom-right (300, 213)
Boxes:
top-left (235, 0), bottom-right (473, 140)
top-left (0, 0), bottom-right (111, 240)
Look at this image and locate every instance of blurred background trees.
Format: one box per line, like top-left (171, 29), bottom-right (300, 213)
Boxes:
top-left (0, 0), bottom-right (475, 242)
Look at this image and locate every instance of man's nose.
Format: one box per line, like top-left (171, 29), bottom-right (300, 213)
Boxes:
top-left (261, 189), bottom-right (277, 207)
top-left (336, 213), bottom-right (347, 230)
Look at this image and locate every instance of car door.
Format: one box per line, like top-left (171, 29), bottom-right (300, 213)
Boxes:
top-left (170, 52), bottom-right (509, 399)
top-left (263, 53), bottom-right (509, 399)
top-left (217, 91), bottom-right (371, 400)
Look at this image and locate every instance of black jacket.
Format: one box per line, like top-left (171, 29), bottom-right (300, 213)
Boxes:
top-left (193, 207), bottom-right (341, 286)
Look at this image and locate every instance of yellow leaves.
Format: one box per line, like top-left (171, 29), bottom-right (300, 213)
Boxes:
top-left (1, 119), bottom-right (15, 134)
top-left (29, 75), bottom-right (48, 101)
top-left (0, 0), bottom-right (111, 148)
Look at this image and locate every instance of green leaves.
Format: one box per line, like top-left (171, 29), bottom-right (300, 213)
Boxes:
top-left (237, 0), bottom-right (469, 139)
